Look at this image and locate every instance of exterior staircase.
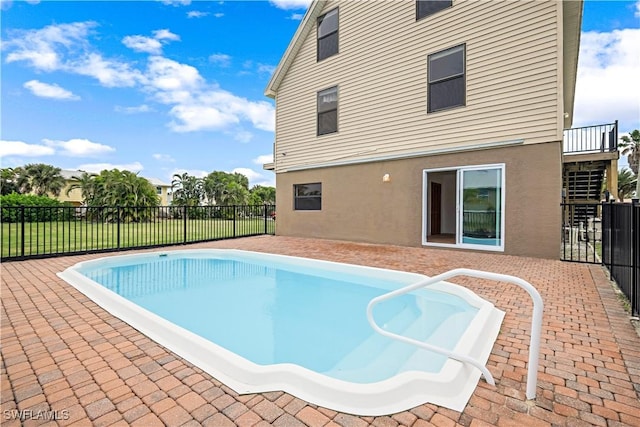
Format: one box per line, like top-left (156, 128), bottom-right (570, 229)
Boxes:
top-left (561, 121), bottom-right (619, 262)
top-left (562, 163), bottom-right (604, 226)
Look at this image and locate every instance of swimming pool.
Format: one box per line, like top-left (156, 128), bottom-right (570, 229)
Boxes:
top-left (58, 249), bottom-right (505, 415)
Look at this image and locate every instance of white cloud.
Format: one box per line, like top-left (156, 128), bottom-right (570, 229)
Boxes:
top-left (122, 35), bottom-right (163, 54)
top-left (3, 22), bottom-right (97, 71)
top-left (114, 104), bottom-right (152, 114)
top-left (168, 104), bottom-right (240, 132)
top-left (289, 13), bottom-right (304, 20)
top-left (233, 130), bottom-right (253, 143)
top-left (153, 29), bottom-right (180, 42)
top-left (0, 140), bottom-right (55, 157)
top-left (573, 29), bottom-right (640, 131)
top-left (23, 80), bottom-right (80, 100)
top-left (152, 153), bottom-right (175, 162)
top-left (43, 138), bottom-right (115, 157)
top-left (269, 0), bottom-right (310, 10)
top-left (78, 162), bottom-right (144, 173)
top-left (213, 13), bottom-right (224, 18)
top-left (71, 53), bottom-right (144, 87)
top-left (231, 167), bottom-right (264, 182)
top-left (146, 56), bottom-right (203, 91)
top-left (160, 0), bottom-right (191, 6)
top-left (169, 168), bottom-right (208, 181)
top-left (635, 0), bottom-right (640, 18)
top-left (257, 64), bottom-right (276, 75)
top-left (209, 53), bottom-right (231, 67)
top-left (232, 167), bottom-right (275, 187)
top-left (3, 21), bottom-right (275, 135)
top-left (187, 11), bottom-right (209, 18)
top-left (253, 154), bottom-right (274, 165)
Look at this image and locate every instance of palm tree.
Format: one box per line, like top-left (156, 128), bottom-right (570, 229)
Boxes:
top-left (620, 129), bottom-right (639, 198)
top-left (67, 171), bottom-right (98, 205)
top-left (0, 168), bottom-right (20, 195)
top-left (171, 173), bottom-right (203, 206)
top-left (19, 164), bottom-right (66, 196)
top-left (617, 168), bottom-right (637, 201)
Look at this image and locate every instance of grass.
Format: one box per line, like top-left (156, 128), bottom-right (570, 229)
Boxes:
top-left (2, 218), bottom-right (275, 259)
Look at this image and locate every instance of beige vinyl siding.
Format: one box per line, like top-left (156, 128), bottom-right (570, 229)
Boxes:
top-left (275, 0), bottom-right (562, 171)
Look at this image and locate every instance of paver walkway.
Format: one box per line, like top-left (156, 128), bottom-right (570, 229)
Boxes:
top-left (2, 236), bottom-right (639, 426)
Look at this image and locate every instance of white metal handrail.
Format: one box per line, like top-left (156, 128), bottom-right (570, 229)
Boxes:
top-left (366, 268), bottom-right (544, 400)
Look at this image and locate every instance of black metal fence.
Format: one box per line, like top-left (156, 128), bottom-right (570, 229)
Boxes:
top-left (602, 200), bottom-right (639, 316)
top-left (560, 203), bottom-right (602, 264)
top-left (1, 204), bottom-right (275, 261)
top-left (563, 121), bottom-right (618, 154)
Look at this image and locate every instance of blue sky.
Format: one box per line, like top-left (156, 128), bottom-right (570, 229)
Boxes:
top-left (1, 0), bottom-right (639, 186)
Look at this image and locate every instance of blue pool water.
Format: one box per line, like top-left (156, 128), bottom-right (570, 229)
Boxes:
top-left (78, 254), bottom-right (479, 383)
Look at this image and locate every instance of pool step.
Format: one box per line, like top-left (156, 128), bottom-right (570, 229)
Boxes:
top-left (323, 304), bottom-right (419, 376)
top-left (325, 310), bottom-right (476, 382)
top-left (401, 310), bottom-right (476, 371)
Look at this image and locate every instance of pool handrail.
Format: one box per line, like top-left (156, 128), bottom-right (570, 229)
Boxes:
top-left (366, 268), bottom-right (544, 400)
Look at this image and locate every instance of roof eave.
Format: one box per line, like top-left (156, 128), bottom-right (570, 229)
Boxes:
top-left (264, 0), bottom-right (327, 98)
top-left (562, 0), bottom-right (583, 128)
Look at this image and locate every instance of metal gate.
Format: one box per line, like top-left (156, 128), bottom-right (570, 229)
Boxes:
top-left (561, 202), bottom-right (602, 264)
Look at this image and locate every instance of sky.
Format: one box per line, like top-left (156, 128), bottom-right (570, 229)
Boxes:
top-left (1, 0), bottom-right (639, 187)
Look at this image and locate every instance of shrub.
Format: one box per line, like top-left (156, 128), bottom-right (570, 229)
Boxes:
top-left (0, 193), bottom-right (74, 223)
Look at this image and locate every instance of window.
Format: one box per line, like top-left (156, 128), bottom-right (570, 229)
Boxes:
top-left (317, 8), bottom-right (338, 61)
top-left (416, 0), bottom-right (452, 20)
top-left (156, 186), bottom-right (162, 195)
top-left (428, 44), bottom-right (465, 112)
top-left (317, 86), bottom-right (338, 135)
top-left (294, 183), bottom-right (322, 210)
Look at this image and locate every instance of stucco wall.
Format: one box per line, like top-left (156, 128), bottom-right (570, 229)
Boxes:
top-left (275, 142), bottom-right (562, 259)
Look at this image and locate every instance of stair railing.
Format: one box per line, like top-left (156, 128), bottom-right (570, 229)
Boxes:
top-left (366, 268), bottom-right (544, 400)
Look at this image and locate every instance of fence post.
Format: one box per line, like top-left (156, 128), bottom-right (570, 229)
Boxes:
top-left (20, 206), bottom-right (25, 258)
top-left (609, 200), bottom-right (615, 280)
top-left (233, 205), bottom-right (237, 238)
top-left (264, 204), bottom-right (268, 234)
top-left (632, 199), bottom-right (638, 315)
top-left (183, 206), bottom-right (188, 244)
top-left (117, 207), bottom-right (121, 250)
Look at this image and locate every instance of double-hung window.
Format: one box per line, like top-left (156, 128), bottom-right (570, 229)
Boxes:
top-left (428, 44), bottom-right (465, 113)
top-left (317, 8), bottom-right (339, 61)
top-left (416, 0), bottom-right (452, 20)
top-left (294, 183), bottom-right (322, 210)
top-left (317, 86), bottom-right (338, 135)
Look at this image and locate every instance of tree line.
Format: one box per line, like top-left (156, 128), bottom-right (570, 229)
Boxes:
top-left (0, 163), bottom-right (275, 208)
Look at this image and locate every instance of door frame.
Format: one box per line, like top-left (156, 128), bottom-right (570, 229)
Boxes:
top-left (422, 163), bottom-right (506, 252)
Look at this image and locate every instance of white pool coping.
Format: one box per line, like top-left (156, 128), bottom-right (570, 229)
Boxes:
top-left (57, 249), bottom-right (505, 416)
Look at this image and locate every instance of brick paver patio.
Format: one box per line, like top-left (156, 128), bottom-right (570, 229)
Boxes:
top-left (2, 235), bottom-right (639, 426)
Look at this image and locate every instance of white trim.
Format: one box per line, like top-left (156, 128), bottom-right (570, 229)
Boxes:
top-left (265, 1), bottom-right (326, 98)
top-left (281, 139), bottom-right (524, 173)
top-left (422, 163), bottom-right (506, 252)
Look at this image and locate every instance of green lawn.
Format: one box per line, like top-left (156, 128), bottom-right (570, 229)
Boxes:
top-left (2, 218), bottom-right (275, 259)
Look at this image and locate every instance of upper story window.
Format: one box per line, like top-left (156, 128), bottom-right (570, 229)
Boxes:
top-left (428, 44), bottom-right (465, 113)
top-left (156, 186), bottom-right (162, 195)
top-left (317, 86), bottom-right (338, 135)
top-left (294, 183), bottom-right (322, 210)
top-left (317, 8), bottom-right (338, 61)
top-left (416, 0), bottom-right (452, 20)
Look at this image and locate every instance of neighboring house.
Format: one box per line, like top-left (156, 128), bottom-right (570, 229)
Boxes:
top-left (56, 170), bottom-right (172, 206)
top-left (146, 177), bottom-right (173, 206)
top-left (264, 0), bottom-right (585, 258)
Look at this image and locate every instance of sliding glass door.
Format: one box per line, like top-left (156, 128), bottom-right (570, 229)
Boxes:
top-left (460, 167), bottom-right (502, 247)
top-left (423, 164), bottom-right (504, 251)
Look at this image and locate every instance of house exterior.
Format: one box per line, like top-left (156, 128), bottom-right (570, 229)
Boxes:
top-left (265, 0), bottom-right (583, 259)
top-left (57, 170), bottom-right (172, 206)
